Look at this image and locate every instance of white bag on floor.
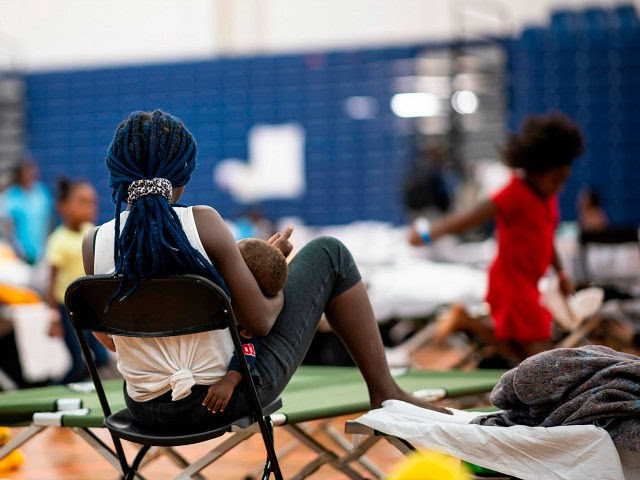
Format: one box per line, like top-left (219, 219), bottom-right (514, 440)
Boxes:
top-left (8, 303), bottom-right (70, 382)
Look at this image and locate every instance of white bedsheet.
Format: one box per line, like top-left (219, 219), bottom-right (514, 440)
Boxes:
top-left (355, 400), bottom-right (638, 480)
top-left (288, 222), bottom-right (488, 322)
top-left (366, 260), bottom-right (486, 321)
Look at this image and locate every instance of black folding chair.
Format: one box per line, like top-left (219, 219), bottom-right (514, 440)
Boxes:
top-left (65, 274), bottom-right (283, 480)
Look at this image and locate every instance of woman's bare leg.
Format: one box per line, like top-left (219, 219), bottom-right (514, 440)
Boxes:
top-left (325, 281), bottom-right (450, 412)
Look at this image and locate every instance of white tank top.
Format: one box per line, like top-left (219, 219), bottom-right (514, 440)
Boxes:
top-left (94, 206), bottom-right (235, 402)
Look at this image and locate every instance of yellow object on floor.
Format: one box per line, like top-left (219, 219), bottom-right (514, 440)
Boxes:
top-left (0, 427), bottom-right (25, 472)
top-left (386, 450), bottom-right (470, 480)
top-left (0, 284), bottom-right (40, 305)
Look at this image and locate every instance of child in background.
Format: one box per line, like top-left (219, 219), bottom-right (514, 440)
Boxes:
top-left (46, 178), bottom-right (108, 384)
top-left (409, 113), bottom-right (584, 363)
top-left (577, 186), bottom-right (608, 233)
top-left (203, 237), bottom-right (288, 413)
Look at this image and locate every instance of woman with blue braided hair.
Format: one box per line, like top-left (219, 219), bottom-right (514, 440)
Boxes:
top-left (84, 110), bottom-right (448, 433)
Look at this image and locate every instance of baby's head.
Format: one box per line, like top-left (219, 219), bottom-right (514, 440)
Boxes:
top-left (238, 239), bottom-right (288, 296)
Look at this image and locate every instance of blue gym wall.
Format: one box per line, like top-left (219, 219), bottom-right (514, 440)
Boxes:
top-left (506, 4), bottom-right (640, 225)
top-left (25, 4), bottom-right (640, 227)
top-left (26, 46), bottom-right (423, 226)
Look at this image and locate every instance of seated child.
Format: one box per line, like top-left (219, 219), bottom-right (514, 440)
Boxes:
top-left (203, 238), bottom-right (288, 413)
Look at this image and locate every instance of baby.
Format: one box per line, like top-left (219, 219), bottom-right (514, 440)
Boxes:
top-left (203, 238), bottom-right (288, 414)
top-left (237, 238), bottom-right (288, 296)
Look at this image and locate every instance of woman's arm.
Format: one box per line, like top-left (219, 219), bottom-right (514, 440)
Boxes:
top-left (82, 226), bottom-right (99, 275)
top-left (193, 206), bottom-right (284, 336)
top-left (408, 199), bottom-right (498, 245)
top-left (81, 226), bottom-right (116, 351)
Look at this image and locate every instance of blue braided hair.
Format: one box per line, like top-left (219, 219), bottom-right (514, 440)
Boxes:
top-left (105, 110), bottom-right (229, 300)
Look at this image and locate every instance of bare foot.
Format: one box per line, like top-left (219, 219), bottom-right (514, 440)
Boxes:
top-left (370, 387), bottom-right (452, 414)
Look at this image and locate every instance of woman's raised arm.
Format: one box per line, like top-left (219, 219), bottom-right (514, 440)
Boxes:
top-left (193, 206), bottom-right (283, 336)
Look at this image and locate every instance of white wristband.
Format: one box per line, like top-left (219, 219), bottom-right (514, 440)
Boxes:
top-left (414, 217), bottom-right (431, 244)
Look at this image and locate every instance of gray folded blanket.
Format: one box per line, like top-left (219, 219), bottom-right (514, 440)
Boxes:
top-left (472, 345), bottom-right (640, 451)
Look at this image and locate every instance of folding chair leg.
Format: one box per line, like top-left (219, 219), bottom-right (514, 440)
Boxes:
top-left (111, 433), bottom-right (132, 478)
top-left (257, 416), bottom-right (283, 480)
top-left (124, 445), bottom-right (151, 480)
top-left (247, 423), bottom-right (323, 480)
top-left (0, 425), bottom-right (45, 460)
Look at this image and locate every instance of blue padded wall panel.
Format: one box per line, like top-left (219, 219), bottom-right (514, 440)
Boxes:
top-left (26, 45), bottom-right (430, 226)
top-left (507, 4), bottom-right (640, 225)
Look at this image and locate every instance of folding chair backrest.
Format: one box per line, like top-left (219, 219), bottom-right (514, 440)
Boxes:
top-left (65, 274), bottom-right (233, 338)
top-left (63, 274), bottom-right (284, 479)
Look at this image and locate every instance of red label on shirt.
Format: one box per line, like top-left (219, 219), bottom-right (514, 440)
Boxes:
top-left (242, 344), bottom-right (256, 357)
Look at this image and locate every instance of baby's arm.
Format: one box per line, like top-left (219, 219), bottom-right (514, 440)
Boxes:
top-left (203, 331), bottom-right (257, 414)
top-left (228, 331), bottom-right (257, 371)
top-left (202, 371), bottom-right (242, 413)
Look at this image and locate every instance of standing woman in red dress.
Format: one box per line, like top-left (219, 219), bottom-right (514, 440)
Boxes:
top-left (409, 113), bottom-right (584, 363)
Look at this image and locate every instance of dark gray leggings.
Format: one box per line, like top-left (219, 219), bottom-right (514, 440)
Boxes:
top-left (125, 236), bottom-right (361, 432)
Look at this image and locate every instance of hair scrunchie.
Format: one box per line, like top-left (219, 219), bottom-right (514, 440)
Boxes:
top-left (127, 178), bottom-right (172, 204)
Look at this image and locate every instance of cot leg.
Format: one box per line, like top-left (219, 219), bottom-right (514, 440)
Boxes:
top-left (557, 317), bottom-right (602, 348)
top-left (169, 430), bottom-right (254, 480)
top-left (0, 425), bottom-right (45, 460)
top-left (144, 447), bottom-right (206, 480)
top-left (330, 434), bottom-right (383, 478)
top-left (284, 424), bottom-right (365, 480)
top-left (73, 427), bottom-right (124, 475)
top-left (324, 423), bottom-right (386, 479)
top-left (384, 436), bottom-right (415, 455)
top-left (124, 445), bottom-right (151, 480)
top-left (0, 368), bottom-right (17, 391)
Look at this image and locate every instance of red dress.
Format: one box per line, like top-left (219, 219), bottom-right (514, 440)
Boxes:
top-left (487, 176), bottom-right (559, 341)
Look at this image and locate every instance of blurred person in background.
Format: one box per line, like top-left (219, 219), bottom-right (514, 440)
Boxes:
top-left (577, 186), bottom-right (608, 233)
top-left (46, 177), bottom-right (108, 384)
top-left (409, 113), bottom-right (585, 365)
top-left (231, 206), bottom-right (276, 241)
top-left (402, 143), bottom-right (455, 221)
top-left (0, 158), bottom-right (53, 266)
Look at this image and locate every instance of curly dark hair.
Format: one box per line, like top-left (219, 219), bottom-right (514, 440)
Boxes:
top-left (501, 113), bottom-right (584, 172)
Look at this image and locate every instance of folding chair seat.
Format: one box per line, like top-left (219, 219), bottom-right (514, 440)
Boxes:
top-left (65, 274), bottom-right (283, 480)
